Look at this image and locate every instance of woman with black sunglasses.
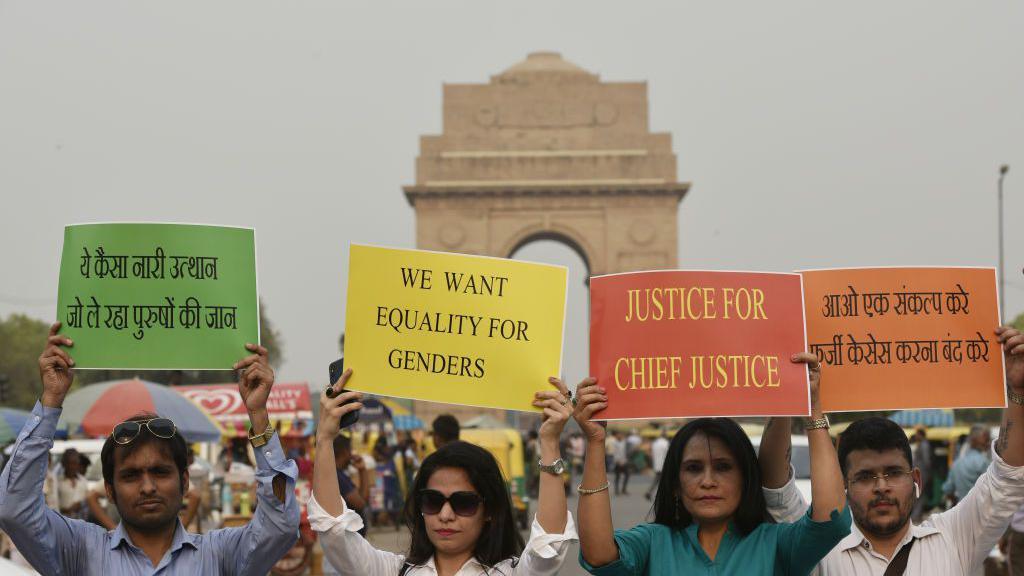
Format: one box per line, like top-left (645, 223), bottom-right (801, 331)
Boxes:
top-left (309, 368), bottom-right (578, 576)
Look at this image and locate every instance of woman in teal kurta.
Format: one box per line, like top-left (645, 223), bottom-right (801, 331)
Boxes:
top-left (573, 353), bottom-right (850, 576)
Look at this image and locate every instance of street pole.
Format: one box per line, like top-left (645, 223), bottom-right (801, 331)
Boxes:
top-left (999, 165), bottom-right (1009, 324)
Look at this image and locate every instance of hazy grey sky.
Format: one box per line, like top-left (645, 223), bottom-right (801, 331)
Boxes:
top-left (1, 1), bottom-right (1021, 392)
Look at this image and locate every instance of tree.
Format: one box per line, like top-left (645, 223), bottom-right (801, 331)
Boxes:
top-left (0, 314), bottom-right (51, 409)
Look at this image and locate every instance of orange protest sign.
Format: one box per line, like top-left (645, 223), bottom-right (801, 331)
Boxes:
top-left (590, 271), bottom-right (810, 420)
top-left (801, 267), bottom-right (1006, 412)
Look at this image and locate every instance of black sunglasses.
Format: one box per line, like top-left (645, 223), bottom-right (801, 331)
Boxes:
top-left (111, 418), bottom-right (177, 445)
top-left (419, 489), bottom-right (484, 517)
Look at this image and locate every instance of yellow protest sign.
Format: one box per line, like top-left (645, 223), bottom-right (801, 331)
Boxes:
top-left (344, 245), bottom-right (567, 412)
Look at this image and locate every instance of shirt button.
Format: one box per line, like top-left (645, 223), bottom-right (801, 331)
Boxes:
top-left (862, 542), bottom-right (870, 549)
top-left (34, 416), bottom-right (40, 422)
top-left (265, 451), bottom-right (271, 457)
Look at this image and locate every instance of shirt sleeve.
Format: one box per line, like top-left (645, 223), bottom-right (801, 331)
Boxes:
top-left (0, 401), bottom-right (105, 576)
top-left (579, 523), bottom-right (655, 576)
top-left (205, 432), bottom-right (300, 575)
top-left (762, 465), bottom-right (810, 524)
top-left (775, 503), bottom-right (852, 576)
top-left (928, 447), bottom-right (1024, 574)
top-left (307, 492), bottom-right (406, 576)
top-left (511, 511), bottom-right (578, 576)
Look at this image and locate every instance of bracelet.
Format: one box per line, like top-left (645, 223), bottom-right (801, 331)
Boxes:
top-left (804, 415), bottom-right (830, 431)
top-left (1009, 388), bottom-right (1024, 406)
top-left (577, 481), bottom-right (610, 495)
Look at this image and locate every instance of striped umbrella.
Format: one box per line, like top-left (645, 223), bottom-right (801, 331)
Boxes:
top-left (0, 408), bottom-right (33, 444)
top-left (58, 379), bottom-right (223, 442)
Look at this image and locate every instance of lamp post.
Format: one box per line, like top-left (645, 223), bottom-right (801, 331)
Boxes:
top-left (999, 165), bottom-right (1010, 324)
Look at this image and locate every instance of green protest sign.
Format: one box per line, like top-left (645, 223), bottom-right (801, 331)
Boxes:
top-left (56, 223), bottom-right (259, 369)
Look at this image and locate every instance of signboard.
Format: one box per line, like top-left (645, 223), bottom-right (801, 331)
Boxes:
top-left (590, 270), bottom-right (810, 420)
top-left (343, 245), bottom-right (567, 412)
top-left (802, 267), bottom-right (1005, 411)
top-left (56, 223), bottom-right (259, 369)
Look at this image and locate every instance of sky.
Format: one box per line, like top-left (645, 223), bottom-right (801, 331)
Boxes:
top-left (1, 1), bottom-right (1021, 393)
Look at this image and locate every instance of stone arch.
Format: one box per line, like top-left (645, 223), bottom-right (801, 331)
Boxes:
top-left (504, 227), bottom-right (593, 278)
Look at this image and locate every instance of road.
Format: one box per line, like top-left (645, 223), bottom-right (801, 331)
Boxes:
top-left (361, 473), bottom-right (657, 576)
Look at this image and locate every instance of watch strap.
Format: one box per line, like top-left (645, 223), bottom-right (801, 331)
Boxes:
top-left (248, 424), bottom-right (275, 447)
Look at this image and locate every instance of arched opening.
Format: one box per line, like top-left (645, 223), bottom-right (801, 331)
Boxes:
top-left (510, 236), bottom-right (591, 417)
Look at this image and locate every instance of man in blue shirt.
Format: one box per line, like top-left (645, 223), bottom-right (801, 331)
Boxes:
top-left (0, 322), bottom-right (300, 575)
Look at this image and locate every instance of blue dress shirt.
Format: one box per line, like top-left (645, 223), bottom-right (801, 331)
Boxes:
top-left (0, 401), bottom-right (300, 575)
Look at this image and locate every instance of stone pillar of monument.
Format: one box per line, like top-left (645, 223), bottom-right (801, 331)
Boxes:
top-left (402, 52), bottom-right (690, 427)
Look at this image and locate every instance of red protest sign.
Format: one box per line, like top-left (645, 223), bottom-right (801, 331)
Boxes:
top-left (589, 271), bottom-right (810, 420)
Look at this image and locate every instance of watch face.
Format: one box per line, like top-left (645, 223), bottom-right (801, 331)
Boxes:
top-left (553, 460), bottom-right (565, 474)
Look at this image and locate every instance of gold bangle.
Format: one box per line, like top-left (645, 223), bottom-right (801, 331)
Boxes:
top-left (1009, 388), bottom-right (1024, 406)
top-left (805, 415), bottom-right (830, 431)
top-left (577, 481), bottom-right (610, 495)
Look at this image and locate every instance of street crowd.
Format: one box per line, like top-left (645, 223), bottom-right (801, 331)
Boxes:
top-left (0, 322), bottom-right (1023, 575)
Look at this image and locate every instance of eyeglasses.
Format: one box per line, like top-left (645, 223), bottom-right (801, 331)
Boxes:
top-left (111, 418), bottom-right (177, 445)
top-left (848, 469), bottom-right (913, 490)
top-left (418, 489), bottom-right (484, 517)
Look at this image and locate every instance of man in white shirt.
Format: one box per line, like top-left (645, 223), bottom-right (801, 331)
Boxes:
top-left (644, 429), bottom-right (670, 501)
top-left (758, 325), bottom-right (1024, 576)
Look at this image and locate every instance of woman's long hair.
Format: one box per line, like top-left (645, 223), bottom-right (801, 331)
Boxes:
top-left (402, 441), bottom-right (524, 569)
top-left (652, 418), bottom-right (773, 536)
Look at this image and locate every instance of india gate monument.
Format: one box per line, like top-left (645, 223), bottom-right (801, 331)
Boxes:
top-left (404, 52), bottom-right (690, 424)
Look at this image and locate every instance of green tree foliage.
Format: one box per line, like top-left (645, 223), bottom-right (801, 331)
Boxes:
top-left (0, 314), bottom-right (51, 409)
top-left (0, 300), bottom-right (284, 408)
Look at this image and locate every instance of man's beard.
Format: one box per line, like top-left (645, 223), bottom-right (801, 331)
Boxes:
top-left (851, 494), bottom-right (912, 537)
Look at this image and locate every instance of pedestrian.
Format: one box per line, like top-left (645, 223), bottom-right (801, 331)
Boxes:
top-left (911, 426), bottom-right (933, 521)
top-left (573, 351), bottom-right (850, 575)
top-left (310, 369), bottom-right (578, 575)
top-left (645, 427), bottom-right (669, 501)
top-left (0, 323), bottom-right (300, 575)
top-left (612, 431), bottom-right (630, 495)
top-left (56, 448), bottom-right (89, 519)
top-left (942, 424), bottom-right (991, 506)
top-left (759, 325), bottom-right (1024, 576)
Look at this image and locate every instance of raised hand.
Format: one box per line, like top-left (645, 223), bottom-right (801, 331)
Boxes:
top-left (791, 352), bottom-right (822, 413)
top-left (998, 326), bottom-right (1024, 390)
top-left (39, 322), bottom-right (75, 408)
top-left (571, 377), bottom-right (608, 444)
top-left (316, 367), bottom-right (363, 441)
top-left (234, 343), bottom-right (275, 413)
top-left (535, 377), bottom-right (574, 443)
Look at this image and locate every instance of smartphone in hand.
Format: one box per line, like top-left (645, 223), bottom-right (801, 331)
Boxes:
top-left (327, 358), bottom-right (360, 429)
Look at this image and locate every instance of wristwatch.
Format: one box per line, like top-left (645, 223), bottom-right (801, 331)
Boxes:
top-left (248, 424), bottom-right (275, 448)
top-left (538, 458), bottom-right (566, 475)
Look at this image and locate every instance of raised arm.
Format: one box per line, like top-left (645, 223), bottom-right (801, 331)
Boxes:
top-left (211, 344), bottom-right (301, 575)
top-left (572, 378), bottom-right (618, 567)
top-left (0, 322), bottom-right (101, 575)
top-left (758, 417), bottom-right (794, 489)
top-left (926, 326), bottom-right (1024, 573)
top-left (308, 368), bottom-right (408, 575)
top-left (793, 352), bottom-right (846, 520)
top-left (995, 326), bottom-right (1024, 464)
top-left (532, 377), bottom-right (574, 535)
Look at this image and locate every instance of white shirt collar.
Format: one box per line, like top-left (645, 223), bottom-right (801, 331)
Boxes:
top-left (838, 519), bottom-right (942, 552)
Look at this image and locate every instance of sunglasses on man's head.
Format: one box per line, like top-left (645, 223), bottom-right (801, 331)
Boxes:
top-left (418, 489), bottom-right (484, 517)
top-left (111, 418), bottom-right (177, 445)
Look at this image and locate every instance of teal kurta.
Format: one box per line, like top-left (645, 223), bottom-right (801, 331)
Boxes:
top-left (581, 505), bottom-right (850, 576)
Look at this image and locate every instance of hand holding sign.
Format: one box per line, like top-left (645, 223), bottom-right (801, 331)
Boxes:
top-left (572, 378), bottom-right (608, 444)
top-left (316, 368), bottom-right (364, 442)
top-left (535, 377), bottom-right (574, 445)
top-left (998, 326), bottom-right (1024, 390)
top-left (234, 343), bottom-right (275, 414)
top-left (38, 322), bottom-right (75, 409)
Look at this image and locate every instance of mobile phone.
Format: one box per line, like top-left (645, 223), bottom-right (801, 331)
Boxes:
top-left (327, 358), bottom-right (360, 429)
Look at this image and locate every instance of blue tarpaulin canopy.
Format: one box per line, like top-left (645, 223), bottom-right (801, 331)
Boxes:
top-left (889, 409), bottom-right (955, 427)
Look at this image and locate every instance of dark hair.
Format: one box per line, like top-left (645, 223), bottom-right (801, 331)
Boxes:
top-left (837, 417), bottom-right (912, 477)
top-left (333, 434), bottom-right (352, 455)
top-left (403, 441), bottom-right (523, 569)
top-left (652, 418), bottom-right (772, 536)
top-left (432, 415), bottom-right (460, 446)
top-left (101, 412), bottom-right (189, 491)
